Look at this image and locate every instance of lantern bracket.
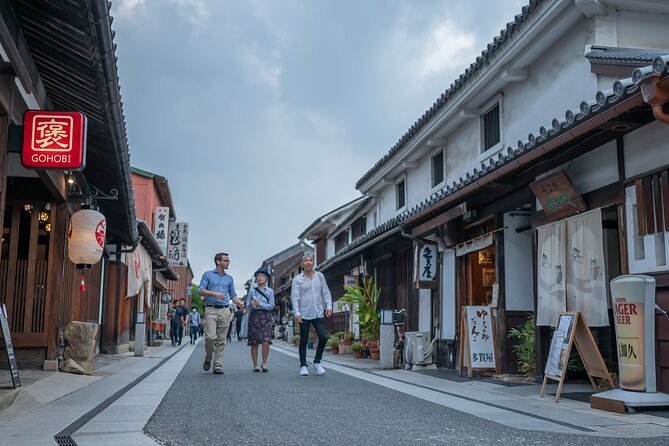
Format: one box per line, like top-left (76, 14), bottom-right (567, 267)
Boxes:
top-left (69, 184), bottom-right (118, 204)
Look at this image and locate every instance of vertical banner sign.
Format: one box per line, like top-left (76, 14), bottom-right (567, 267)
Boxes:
top-left (464, 306), bottom-right (496, 369)
top-left (415, 243), bottom-right (438, 288)
top-left (0, 304), bottom-right (20, 388)
top-left (153, 207), bottom-right (169, 256)
top-left (167, 221), bottom-right (189, 267)
top-left (21, 110), bottom-right (87, 170)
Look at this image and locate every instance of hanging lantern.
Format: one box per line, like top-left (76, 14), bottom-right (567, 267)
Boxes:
top-left (68, 207), bottom-right (106, 269)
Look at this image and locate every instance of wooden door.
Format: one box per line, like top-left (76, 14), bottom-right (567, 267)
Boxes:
top-left (1, 201), bottom-right (53, 348)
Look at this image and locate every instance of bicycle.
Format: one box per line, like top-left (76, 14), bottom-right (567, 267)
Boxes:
top-left (392, 308), bottom-right (407, 368)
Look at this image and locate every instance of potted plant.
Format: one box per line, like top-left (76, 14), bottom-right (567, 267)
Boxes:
top-left (327, 334), bottom-right (341, 354)
top-left (341, 277), bottom-right (381, 359)
top-left (351, 341), bottom-right (364, 359)
top-left (343, 331), bottom-right (355, 346)
top-left (292, 334), bottom-right (301, 345)
top-left (508, 316), bottom-right (536, 377)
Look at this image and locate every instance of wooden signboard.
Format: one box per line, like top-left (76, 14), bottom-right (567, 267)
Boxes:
top-left (414, 242), bottom-right (439, 289)
top-left (529, 170), bottom-right (587, 221)
top-left (458, 306), bottom-right (500, 378)
top-left (540, 312), bottom-right (613, 402)
top-left (1, 304), bottom-right (20, 388)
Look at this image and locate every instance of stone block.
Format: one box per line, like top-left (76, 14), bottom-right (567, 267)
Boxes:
top-left (62, 321), bottom-right (99, 375)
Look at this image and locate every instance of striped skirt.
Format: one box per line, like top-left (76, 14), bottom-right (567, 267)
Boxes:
top-left (247, 309), bottom-right (273, 346)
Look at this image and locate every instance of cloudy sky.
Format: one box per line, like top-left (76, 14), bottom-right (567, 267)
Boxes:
top-left (112, 0), bottom-right (524, 293)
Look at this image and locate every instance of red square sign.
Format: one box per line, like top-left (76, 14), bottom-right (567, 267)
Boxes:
top-left (22, 110), bottom-right (87, 170)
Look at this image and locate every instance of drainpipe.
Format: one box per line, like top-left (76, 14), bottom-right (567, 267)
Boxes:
top-left (635, 57), bottom-right (669, 124)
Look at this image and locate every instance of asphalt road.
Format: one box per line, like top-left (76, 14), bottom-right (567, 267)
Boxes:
top-left (145, 341), bottom-right (668, 446)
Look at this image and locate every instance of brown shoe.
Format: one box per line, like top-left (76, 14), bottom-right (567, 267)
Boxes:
top-left (203, 359), bottom-right (211, 371)
top-left (213, 368), bottom-right (224, 375)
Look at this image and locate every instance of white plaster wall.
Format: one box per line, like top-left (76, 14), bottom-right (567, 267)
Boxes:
top-left (615, 10), bottom-right (669, 50)
top-left (440, 249), bottom-right (457, 340)
top-left (502, 19), bottom-right (595, 160)
top-left (624, 120), bottom-right (669, 179)
top-left (442, 19), bottom-right (596, 185)
top-left (538, 140), bottom-right (618, 198)
top-left (377, 182), bottom-right (397, 223)
top-left (503, 212), bottom-right (533, 311)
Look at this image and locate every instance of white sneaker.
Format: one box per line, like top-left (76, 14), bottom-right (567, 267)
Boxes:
top-left (299, 366), bottom-right (309, 376)
top-left (312, 363), bottom-right (326, 375)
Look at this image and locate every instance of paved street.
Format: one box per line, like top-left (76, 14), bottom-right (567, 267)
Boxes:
top-left (145, 342), bottom-right (669, 446)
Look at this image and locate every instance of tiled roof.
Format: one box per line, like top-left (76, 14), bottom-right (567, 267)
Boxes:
top-left (585, 46), bottom-right (669, 65)
top-left (355, 0), bottom-right (545, 190)
top-left (318, 57), bottom-right (669, 272)
top-left (329, 197), bottom-right (372, 237)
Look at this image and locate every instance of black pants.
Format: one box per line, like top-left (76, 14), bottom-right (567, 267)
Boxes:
top-left (299, 318), bottom-right (328, 367)
top-left (189, 326), bottom-right (198, 343)
top-left (236, 316), bottom-right (243, 340)
top-left (170, 323), bottom-right (181, 344)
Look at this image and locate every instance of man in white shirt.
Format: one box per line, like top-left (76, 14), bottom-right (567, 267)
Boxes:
top-left (290, 253), bottom-right (332, 376)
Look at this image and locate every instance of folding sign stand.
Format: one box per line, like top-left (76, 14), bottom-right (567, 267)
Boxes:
top-left (458, 306), bottom-right (500, 379)
top-left (1, 304), bottom-right (20, 389)
top-left (540, 312), bottom-right (613, 402)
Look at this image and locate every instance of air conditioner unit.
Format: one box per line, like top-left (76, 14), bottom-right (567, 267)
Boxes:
top-left (403, 331), bottom-right (436, 371)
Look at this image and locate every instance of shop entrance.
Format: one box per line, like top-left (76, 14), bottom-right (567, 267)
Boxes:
top-left (466, 246), bottom-right (496, 306)
top-left (1, 200), bottom-right (54, 350)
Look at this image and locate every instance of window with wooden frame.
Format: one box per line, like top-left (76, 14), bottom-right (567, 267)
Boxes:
top-left (351, 215), bottom-right (367, 239)
top-left (431, 150), bottom-right (445, 188)
top-left (625, 170), bottom-right (669, 273)
top-left (396, 178), bottom-right (406, 210)
top-left (481, 102), bottom-right (500, 152)
top-left (334, 230), bottom-right (349, 253)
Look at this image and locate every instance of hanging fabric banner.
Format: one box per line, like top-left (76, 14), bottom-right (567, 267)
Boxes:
top-left (456, 233), bottom-right (493, 257)
top-left (537, 220), bottom-right (567, 326)
top-left (566, 208), bottom-right (608, 327)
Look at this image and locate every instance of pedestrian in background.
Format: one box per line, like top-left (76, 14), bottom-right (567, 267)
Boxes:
top-left (178, 298), bottom-right (188, 345)
top-left (169, 300), bottom-right (184, 347)
top-left (188, 306), bottom-right (201, 344)
top-left (198, 252), bottom-right (244, 375)
top-left (234, 307), bottom-right (245, 341)
top-left (291, 254), bottom-right (332, 376)
top-left (246, 267), bottom-right (275, 372)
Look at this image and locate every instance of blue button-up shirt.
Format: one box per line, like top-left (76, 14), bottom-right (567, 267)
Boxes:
top-left (246, 286), bottom-right (275, 311)
top-left (198, 270), bottom-right (237, 306)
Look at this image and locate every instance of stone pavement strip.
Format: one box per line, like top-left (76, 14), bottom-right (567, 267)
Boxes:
top-left (0, 339), bottom-right (199, 446)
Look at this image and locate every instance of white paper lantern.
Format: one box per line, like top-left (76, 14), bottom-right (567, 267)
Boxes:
top-left (68, 208), bottom-right (106, 269)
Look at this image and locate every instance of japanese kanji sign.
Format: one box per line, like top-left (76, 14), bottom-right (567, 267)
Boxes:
top-left (22, 110), bottom-right (87, 170)
top-left (529, 170), bottom-right (586, 221)
top-left (464, 306), bottom-right (497, 370)
top-left (153, 207), bottom-right (170, 256)
top-left (414, 243), bottom-right (438, 289)
top-left (167, 221), bottom-right (189, 267)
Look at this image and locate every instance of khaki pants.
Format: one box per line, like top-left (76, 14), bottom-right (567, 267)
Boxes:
top-left (204, 306), bottom-right (233, 370)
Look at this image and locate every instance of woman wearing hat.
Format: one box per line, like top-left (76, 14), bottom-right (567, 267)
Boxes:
top-left (246, 267), bottom-right (275, 372)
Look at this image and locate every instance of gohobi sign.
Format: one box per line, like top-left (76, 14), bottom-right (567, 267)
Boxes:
top-left (21, 110), bottom-right (87, 170)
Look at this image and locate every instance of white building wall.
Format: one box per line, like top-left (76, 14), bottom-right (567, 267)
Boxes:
top-left (503, 212), bottom-right (533, 312)
top-left (624, 121), bottom-right (669, 180)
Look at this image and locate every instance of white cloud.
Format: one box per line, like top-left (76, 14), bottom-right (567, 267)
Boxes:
top-left (113, 0), bottom-right (207, 34)
top-left (114, 0), bottom-right (148, 20)
top-left (241, 45), bottom-right (283, 95)
top-left (170, 0), bottom-right (208, 34)
top-left (385, 14), bottom-right (476, 88)
top-left (416, 20), bottom-right (476, 79)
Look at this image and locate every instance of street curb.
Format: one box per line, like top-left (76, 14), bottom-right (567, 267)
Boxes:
top-left (0, 387), bottom-right (19, 413)
top-left (54, 340), bottom-right (194, 445)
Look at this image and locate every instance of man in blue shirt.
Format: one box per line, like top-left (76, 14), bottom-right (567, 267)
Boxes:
top-left (198, 252), bottom-right (244, 374)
